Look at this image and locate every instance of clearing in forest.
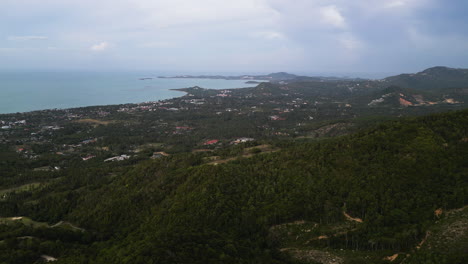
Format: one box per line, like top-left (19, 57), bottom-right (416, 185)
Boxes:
top-left (207, 144), bottom-right (279, 165)
top-left (74, 119), bottom-right (113, 126)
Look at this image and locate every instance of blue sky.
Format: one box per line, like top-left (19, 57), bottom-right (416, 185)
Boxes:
top-left (1, 0), bottom-right (467, 75)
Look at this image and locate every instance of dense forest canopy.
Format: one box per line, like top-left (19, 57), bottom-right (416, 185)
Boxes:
top-left (0, 67), bottom-right (467, 264)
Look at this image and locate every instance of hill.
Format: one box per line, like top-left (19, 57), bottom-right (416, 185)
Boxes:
top-left (1, 109), bottom-right (466, 263)
top-left (384, 66), bottom-right (468, 90)
top-left (350, 86), bottom-right (444, 107)
top-left (0, 67), bottom-right (467, 263)
top-left (267, 72), bottom-right (299, 80)
top-left (74, 110), bottom-right (468, 263)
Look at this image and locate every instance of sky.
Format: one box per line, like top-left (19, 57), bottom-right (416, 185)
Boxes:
top-left (1, 0), bottom-right (468, 75)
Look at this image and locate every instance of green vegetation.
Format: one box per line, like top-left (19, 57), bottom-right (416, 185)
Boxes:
top-left (405, 206), bottom-right (468, 264)
top-left (0, 67), bottom-right (467, 263)
top-left (384, 66), bottom-right (468, 90)
top-left (0, 109), bottom-right (466, 263)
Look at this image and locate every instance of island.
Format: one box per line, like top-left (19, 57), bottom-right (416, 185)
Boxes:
top-left (0, 66), bottom-right (467, 264)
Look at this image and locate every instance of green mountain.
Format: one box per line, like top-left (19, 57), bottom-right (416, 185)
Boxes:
top-left (384, 66), bottom-right (468, 90)
top-left (350, 86), bottom-right (443, 107)
top-left (267, 72), bottom-right (299, 80)
top-left (0, 67), bottom-right (467, 264)
top-left (1, 109), bottom-right (466, 263)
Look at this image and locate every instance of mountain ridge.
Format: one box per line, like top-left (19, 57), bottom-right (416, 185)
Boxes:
top-left (384, 66), bottom-right (468, 90)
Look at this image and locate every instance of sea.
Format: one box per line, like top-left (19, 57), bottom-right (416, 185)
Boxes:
top-left (0, 71), bottom-right (260, 114)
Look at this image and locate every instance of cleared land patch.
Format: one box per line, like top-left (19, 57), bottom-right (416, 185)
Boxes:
top-left (0, 216), bottom-right (85, 232)
top-left (74, 118), bottom-right (113, 126)
top-left (0, 182), bottom-right (44, 198)
top-left (207, 144), bottom-right (279, 165)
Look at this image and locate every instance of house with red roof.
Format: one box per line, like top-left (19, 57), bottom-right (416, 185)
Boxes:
top-left (203, 139), bottom-right (219, 145)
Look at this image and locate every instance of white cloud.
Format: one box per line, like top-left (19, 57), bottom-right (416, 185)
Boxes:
top-left (90, 42), bottom-right (109, 51)
top-left (69, 0), bottom-right (279, 31)
top-left (383, 0), bottom-right (431, 9)
top-left (7, 35), bottom-right (47, 41)
top-left (385, 0), bottom-right (406, 8)
top-left (0, 47), bottom-right (17, 52)
top-left (337, 33), bottom-right (363, 51)
top-left (319, 5), bottom-right (346, 28)
top-left (139, 41), bottom-right (171, 48)
top-left (252, 31), bottom-right (285, 40)
top-left (407, 26), bottom-right (468, 52)
top-left (0, 0), bottom-right (459, 72)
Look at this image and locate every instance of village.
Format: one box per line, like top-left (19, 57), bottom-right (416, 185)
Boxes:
top-left (0, 68), bottom-right (467, 264)
top-left (1, 79), bottom-right (465, 175)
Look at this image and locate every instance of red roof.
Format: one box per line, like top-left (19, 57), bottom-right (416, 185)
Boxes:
top-left (203, 139), bottom-right (219, 145)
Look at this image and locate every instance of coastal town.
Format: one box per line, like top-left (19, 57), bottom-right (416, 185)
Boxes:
top-left (2, 0), bottom-right (468, 262)
top-left (1, 72), bottom-right (466, 175)
top-left (0, 67), bottom-right (467, 264)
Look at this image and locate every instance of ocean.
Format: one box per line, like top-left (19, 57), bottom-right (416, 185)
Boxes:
top-left (0, 71), bottom-right (259, 114)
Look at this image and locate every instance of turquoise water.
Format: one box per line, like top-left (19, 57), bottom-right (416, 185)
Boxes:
top-left (0, 72), bottom-right (258, 114)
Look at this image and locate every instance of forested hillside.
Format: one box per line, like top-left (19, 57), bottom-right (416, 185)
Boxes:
top-left (1, 109), bottom-right (466, 263)
top-left (384, 66), bottom-right (468, 90)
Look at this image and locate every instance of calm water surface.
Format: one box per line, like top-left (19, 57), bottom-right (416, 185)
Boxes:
top-left (0, 72), bottom-right (259, 114)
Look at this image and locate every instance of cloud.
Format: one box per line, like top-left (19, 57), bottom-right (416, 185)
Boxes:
top-left (383, 0), bottom-right (431, 9)
top-left (7, 35), bottom-right (47, 41)
top-left (252, 31), bottom-right (285, 40)
top-left (407, 26), bottom-right (468, 51)
top-left (337, 33), bottom-right (363, 51)
top-left (90, 42), bottom-right (109, 51)
top-left (62, 0), bottom-right (279, 31)
top-left (1, 0), bottom-right (466, 73)
top-left (319, 5), bottom-right (346, 28)
top-left (139, 41), bottom-right (171, 48)
top-left (0, 48), bottom-right (17, 52)
top-left (385, 0), bottom-right (406, 8)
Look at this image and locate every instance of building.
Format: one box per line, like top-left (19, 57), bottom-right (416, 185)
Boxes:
top-left (203, 139), bottom-right (219, 145)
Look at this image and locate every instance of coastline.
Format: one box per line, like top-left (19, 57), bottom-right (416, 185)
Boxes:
top-left (0, 74), bottom-right (260, 115)
top-left (0, 84), bottom-right (257, 116)
top-left (0, 89), bottom-right (190, 116)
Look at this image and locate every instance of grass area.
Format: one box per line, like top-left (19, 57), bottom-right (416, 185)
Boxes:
top-left (0, 182), bottom-right (43, 197)
top-left (134, 142), bottom-right (165, 152)
top-left (269, 220), bottom-right (358, 248)
top-left (281, 247), bottom-right (397, 264)
top-left (410, 206), bottom-right (468, 257)
top-left (51, 221), bottom-right (85, 232)
top-left (192, 148), bottom-right (214, 153)
top-left (206, 144), bottom-right (279, 165)
top-left (0, 217), bottom-right (48, 228)
top-left (74, 118), bottom-right (113, 126)
top-left (270, 208), bottom-right (468, 264)
top-left (0, 217), bottom-right (85, 232)
top-left (269, 220), bottom-right (396, 264)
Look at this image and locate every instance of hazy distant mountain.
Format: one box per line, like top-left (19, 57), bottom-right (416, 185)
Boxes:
top-left (265, 72), bottom-right (298, 80)
top-left (265, 72), bottom-right (365, 81)
top-left (384, 66), bottom-right (468, 90)
top-left (161, 72), bottom-right (365, 82)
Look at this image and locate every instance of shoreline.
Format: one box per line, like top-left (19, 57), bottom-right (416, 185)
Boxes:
top-left (0, 80), bottom-right (260, 115)
top-left (0, 92), bottom-right (187, 116)
top-left (0, 85), bottom-right (238, 116)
